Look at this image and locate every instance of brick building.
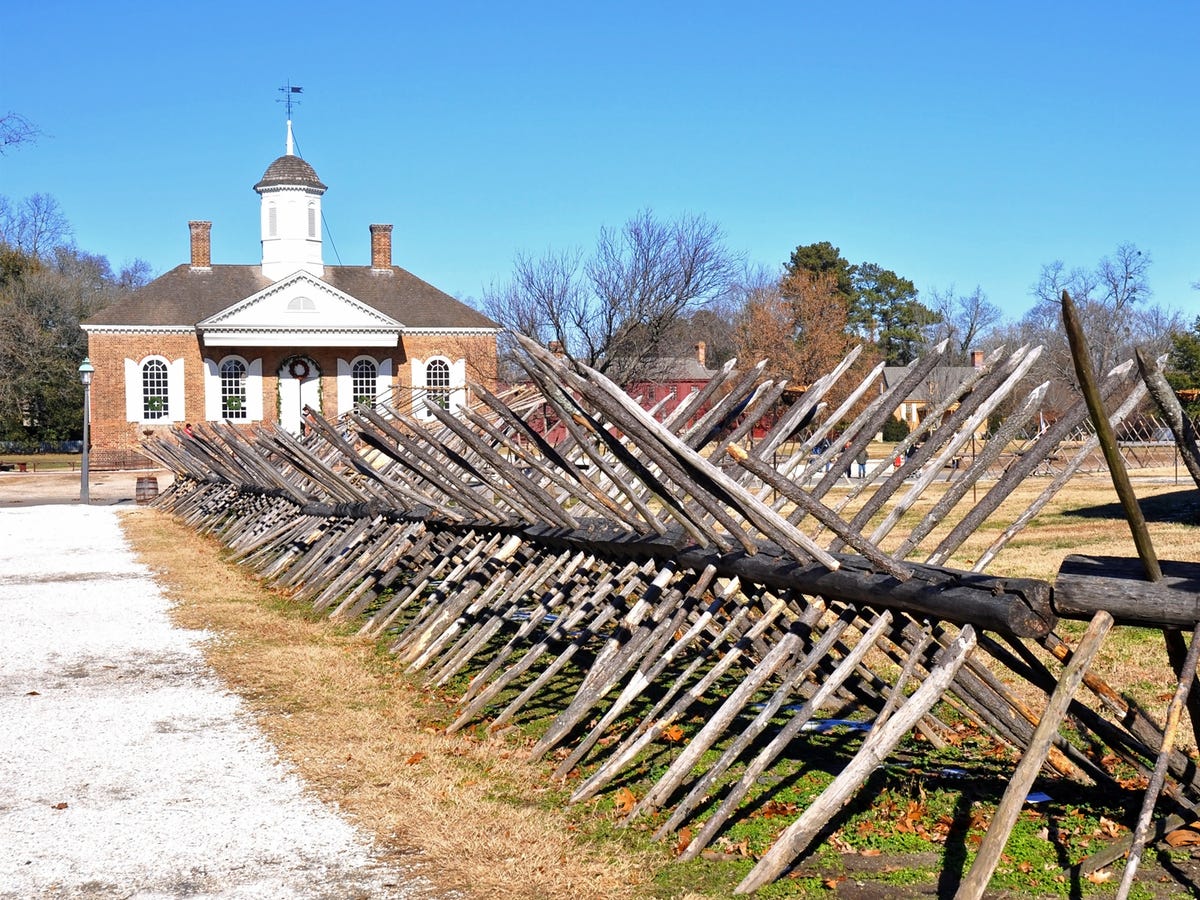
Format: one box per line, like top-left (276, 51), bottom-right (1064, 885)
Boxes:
top-left (82, 131), bottom-right (499, 467)
top-left (624, 341), bottom-right (718, 424)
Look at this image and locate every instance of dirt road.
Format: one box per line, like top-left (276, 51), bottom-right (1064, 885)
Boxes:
top-left (0, 469), bottom-right (174, 508)
top-left (0, 498), bottom-right (437, 899)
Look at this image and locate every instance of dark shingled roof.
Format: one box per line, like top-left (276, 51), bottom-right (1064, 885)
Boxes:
top-left (636, 356), bottom-right (716, 382)
top-left (253, 155), bottom-right (327, 192)
top-left (83, 264), bottom-right (500, 330)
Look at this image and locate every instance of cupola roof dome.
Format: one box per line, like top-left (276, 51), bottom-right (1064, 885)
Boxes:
top-left (254, 154), bottom-right (327, 192)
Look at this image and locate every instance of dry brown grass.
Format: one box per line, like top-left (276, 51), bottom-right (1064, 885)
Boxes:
top-left (116, 468), bottom-right (1200, 897)
top-left (119, 508), bottom-right (663, 900)
top-left (835, 467), bottom-right (1200, 728)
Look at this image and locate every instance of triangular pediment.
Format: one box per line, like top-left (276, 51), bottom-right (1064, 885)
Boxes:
top-left (199, 270), bottom-right (403, 329)
top-left (197, 270), bottom-right (404, 348)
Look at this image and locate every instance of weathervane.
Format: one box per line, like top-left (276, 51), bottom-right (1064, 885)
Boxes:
top-left (277, 81), bottom-right (303, 155)
top-left (278, 81), bottom-right (303, 119)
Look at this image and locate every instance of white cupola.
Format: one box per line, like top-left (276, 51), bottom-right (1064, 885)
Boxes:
top-left (253, 122), bottom-right (327, 280)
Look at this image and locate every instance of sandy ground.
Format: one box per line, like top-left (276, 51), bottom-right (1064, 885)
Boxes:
top-left (0, 469), bottom-right (175, 508)
top-left (0, 497), bottom-right (439, 899)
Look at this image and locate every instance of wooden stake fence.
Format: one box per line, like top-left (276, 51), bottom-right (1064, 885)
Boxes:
top-left (138, 335), bottom-right (1200, 894)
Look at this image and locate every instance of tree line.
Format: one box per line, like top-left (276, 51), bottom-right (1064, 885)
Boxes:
top-left (0, 193), bottom-right (151, 446)
top-left (481, 212), bottom-right (1197, 426)
top-left (3, 183), bottom-right (1198, 448)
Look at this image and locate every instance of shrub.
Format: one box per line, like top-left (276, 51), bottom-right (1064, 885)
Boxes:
top-left (881, 415), bottom-right (910, 443)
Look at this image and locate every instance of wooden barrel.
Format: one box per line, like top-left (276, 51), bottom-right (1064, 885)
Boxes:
top-left (135, 476), bottom-right (158, 504)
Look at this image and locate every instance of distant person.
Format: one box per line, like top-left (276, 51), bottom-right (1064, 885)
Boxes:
top-left (184, 423), bottom-right (194, 437)
top-left (856, 448), bottom-right (868, 478)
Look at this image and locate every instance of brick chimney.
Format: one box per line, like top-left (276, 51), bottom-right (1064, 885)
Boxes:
top-left (696, 341), bottom-right (707, 368)
top-left (189, 220), bottom-right (211, 270)
top-left (970, 348), bottom-right (984, 368)
top-left (370, 224), bottom-right (393, 272)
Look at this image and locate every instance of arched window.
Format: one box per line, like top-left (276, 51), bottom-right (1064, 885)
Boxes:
top-left (142, 359), bottom-right (170, 420)
top-left (287, 296), bottom-right (316, 312)
top-left (425, 358), bottom-right (451, 412)
top-left (268, 203), bottom-right (278, 237)
top-left (220, 358), bottom-right (248, 420)
top-left (307, 203), bottom-right (317, 238)
top-left (352, 358), bottom-right (378, 407)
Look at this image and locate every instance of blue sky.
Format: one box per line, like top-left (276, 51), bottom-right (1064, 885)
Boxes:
top-left (3, 2), bottom-right (1197, 323)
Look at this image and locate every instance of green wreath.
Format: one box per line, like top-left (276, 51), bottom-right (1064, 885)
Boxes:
top-left (146, 397), bottom-right (165, 413)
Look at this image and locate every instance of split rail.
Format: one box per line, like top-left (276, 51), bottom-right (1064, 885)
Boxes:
top-left (140, 326), bottom-right (1200, 896)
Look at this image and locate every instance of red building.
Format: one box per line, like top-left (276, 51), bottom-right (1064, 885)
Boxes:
top-left (624, 342), bottom-right (716, 425)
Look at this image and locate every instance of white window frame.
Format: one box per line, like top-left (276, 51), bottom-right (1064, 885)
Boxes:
top-left (336, 355), bottom-right (392, 416)
top-left (220, 357), bottom-right (248, 420)
top-left (203, 356), bottom-right (264, 422)
top-left (410, 355), bottom-right (466, 420)
top-left (124, 355), bottom-right (186, 423)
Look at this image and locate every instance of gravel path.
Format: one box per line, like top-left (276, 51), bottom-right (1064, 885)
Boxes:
top-left (0, 504), bottom-right (435, 899)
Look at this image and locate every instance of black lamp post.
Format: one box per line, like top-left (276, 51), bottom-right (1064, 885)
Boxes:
top-left (79, 358), bottom-right (94, 503)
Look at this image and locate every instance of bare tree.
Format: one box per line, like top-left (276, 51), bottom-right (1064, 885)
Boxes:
top-left (0, 112), bottom-right (38, 154)
top-left (482, 248), bottom-right (584, 382)
top-left (1019, 243), bottom-right (1157, 412)
top-left (483, 210), bottom-right (738, 384)
top-left (0, 193), bottom-right (72, 259)
top-left (663, 293), bottom-right (741, 369)
top-left (117, 258), bottom-right (155, 290)
top-left (926, 285), bottom-right (1004, 364)
top-left (0, 241), bottom-right (146, 441)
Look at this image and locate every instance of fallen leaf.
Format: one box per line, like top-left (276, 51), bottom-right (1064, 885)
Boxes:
top-left (613, 787), bottom-right (637, 815)
top-left (829, 832), bottom-right (855, 854)
top-left (674, 826), bottom-right (693, 856)
top-left (51, 802), bottom-right (67, 810)
top-left (1098, 816), bottom-right (1123, 838)
top-left (1086, 870), bottom-right (1113, 884)
top-left (860, 848), bottom-right (881, 857)
top-left (757, 800), bottom-right (798, 819)
top-left (26, 691), bottom-right (39, 696)
top-left (1165, 824), bottom-right (1200, 847)
top-left (661, 724), bottom-right (685, 743)
top-left (405, 752), bottom-right (426, 766)
top-left (823, 876), bottom-right (846, 888)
